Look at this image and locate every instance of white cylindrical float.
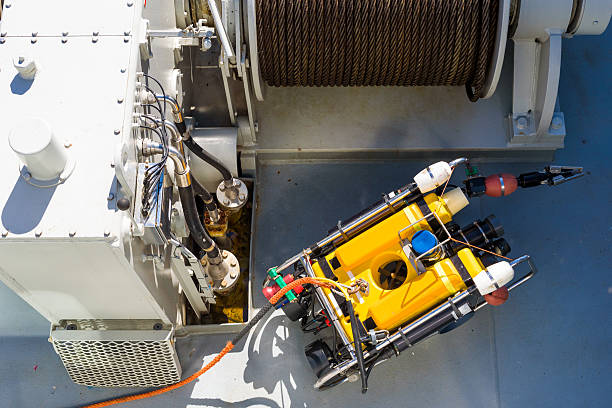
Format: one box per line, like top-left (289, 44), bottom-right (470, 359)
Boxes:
top-left (9, 118), bottom-right (68, 181)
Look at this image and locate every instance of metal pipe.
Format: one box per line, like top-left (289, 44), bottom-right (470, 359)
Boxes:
top-left (449, 157), bottom-right (468, 169)
top-left (377, 291), bottom-right (471, 352)
top-left (169, 234), bottom-right (197, 260)
top-left (315, 254), bottom-right (538, 387)
top-left (163, 120), bottom-right (182, 143)
top-left (142, 141), bottom-right (190, 187)
top-left (140, 116), bottom-right (182, 143)
top-left (314, 290), bottom-right (472, 389)
top-left (276, 185), bottom-right (420, 273)
top-left (156, 95), bottom-right (184, 123)
top-left (299, 255), bottom-right (355, 358)
top-left (276, 158), bottom-right (467, 274)
top-left (147, 143), bottom-right (186, 173)
top-left (207, 0), bottom-right (236, 63)
top-left (347, 299), bottom-right (367, 393)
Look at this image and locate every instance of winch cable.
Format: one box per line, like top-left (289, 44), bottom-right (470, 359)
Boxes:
top-left (256, 0), bottom-right (499, 101)
top-left (81, 277), bottom-right (344, 408)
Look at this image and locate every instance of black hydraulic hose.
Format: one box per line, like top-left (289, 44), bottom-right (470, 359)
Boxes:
top-left (347, 301), bottom-right (368, 394)
top-left (174, 120), bottom-right (187, 135)
top-left (183, 138), bottom-right (233, 182)
top-left (192, 177), bottom-right (219, 213)
top-left (160, 185), bottom-right (173, 238)
top-left (364, 352), bottom-right (383, 384)
top-left (177, 184), bottom-right (221, 259)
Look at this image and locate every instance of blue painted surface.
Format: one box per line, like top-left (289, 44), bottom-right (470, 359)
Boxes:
top-left (0, 28), bottom-right (610, 408)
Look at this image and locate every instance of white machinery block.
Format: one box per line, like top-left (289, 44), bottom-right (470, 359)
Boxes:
top-left (0, 2), bottom-right (180, 326)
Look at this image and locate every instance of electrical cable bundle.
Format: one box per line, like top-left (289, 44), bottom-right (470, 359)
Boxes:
top-left (256, 0), bottom-right (499, 101)
top-left (139, 74), bottom-right (170, 217)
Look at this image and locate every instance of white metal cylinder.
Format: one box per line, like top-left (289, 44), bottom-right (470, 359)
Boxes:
top-left (473, 261), bottom-right (515, 296)
top-left (441, 187), bottom-right (469, 215)
top-left (13, 55), bottom-right (37, 80)
top-left (568, 0), bottom-right (612, 35)
top-left (9, 118), bottom-right (68, 181)
top-left (414, 161), bottom-right (452, 194)
top-left (513, 0), bottom-right (574, 40)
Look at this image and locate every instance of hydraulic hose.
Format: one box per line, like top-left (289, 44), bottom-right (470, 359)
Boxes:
top-left (143, 140), bottom-right (220, 257)
top-left (183, 137), bottom-right (233, 182)
top-left (178, 184), bottom-right (221, 260)
top-left (141, 116), bottom-right (182, 144)
top-left (192, 177), bottom-right (219, 215)
top-left (160, 185), bottom-right (173, 238)
top-left (155, 95), bottom-right (187, 135)
top-left (347, 300), bottom-right (368, 394)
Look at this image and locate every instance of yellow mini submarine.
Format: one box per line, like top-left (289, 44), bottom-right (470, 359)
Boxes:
top-left (262, 158), bottom-right (581, 392)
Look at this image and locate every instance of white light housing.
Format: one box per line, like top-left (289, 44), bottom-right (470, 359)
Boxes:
top-left (442, 187), bottom-right (469, 215)
top-left (473, 261), bottom-right (514, 296)
top-left (414, 161), bottom-right (452, 193)
top-left (9, 118), bottom-right (68, 181)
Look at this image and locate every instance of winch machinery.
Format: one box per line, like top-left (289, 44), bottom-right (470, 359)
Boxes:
top-left (0, 0), bottom-right (608, 393)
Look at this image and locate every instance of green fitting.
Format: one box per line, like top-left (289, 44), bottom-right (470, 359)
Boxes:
top-left (267, 267), bottom-right (296, 301)
top-left (465, 165), bottom-right (479, 177)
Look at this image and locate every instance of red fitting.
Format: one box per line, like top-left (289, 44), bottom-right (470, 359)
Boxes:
top-left (262, 274), bottom-right (304, 300)
top-left (484, 286), bottom-right (509, 306)
top-left (485, 174), bottom-right (518, 197)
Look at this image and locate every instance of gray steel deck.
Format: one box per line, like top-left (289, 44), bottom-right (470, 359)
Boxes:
top-left (1, 30), bottom-right (610, 408)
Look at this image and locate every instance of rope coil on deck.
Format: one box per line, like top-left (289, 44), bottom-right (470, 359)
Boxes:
top-left (256, 0), bottom-right (499, 101)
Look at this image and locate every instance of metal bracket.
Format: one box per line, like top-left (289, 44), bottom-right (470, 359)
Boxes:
top-left (138, 19), bottom-right (153, 60)
top-left (148, 21), bottom-right (214, 39)
top-left (475, 255), bottom-right (537, 311)
top-left (510, 0), bottom-right (574, 146)
top-left (169, 236), bottom-right (216, 314)
top-left (219, 55), bottom-right (236, 126)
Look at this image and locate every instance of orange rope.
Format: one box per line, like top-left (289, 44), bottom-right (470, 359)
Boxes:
top-left (83, 342), bottom-right (234, 408)
top-left (82, 277), bottom-right (334, 408)
top-left (439, 167), bottom-right (455, 198)
top-left (448, 236), bottom-right (513, 261)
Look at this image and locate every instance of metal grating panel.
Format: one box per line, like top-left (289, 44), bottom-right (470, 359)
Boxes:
top-left (51, 329), bottom-right (181, 387)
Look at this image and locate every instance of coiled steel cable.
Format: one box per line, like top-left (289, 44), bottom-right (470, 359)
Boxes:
top-left (256, 0), bottom-right (499, 101)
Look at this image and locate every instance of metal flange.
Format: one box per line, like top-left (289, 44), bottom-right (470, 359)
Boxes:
top-left (202, 249), bottom-right (241, 294)
top-left (216, 178), bottom-right (248, 211)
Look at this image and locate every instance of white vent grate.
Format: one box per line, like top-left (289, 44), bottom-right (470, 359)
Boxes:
top-left (51, 329), bottom-right (181, 387)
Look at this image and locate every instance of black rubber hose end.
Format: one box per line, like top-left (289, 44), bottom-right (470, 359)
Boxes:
top-left (192, 178), bottom-right (219, 214)
top-left (177, 184), bottom-right (220, 259)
